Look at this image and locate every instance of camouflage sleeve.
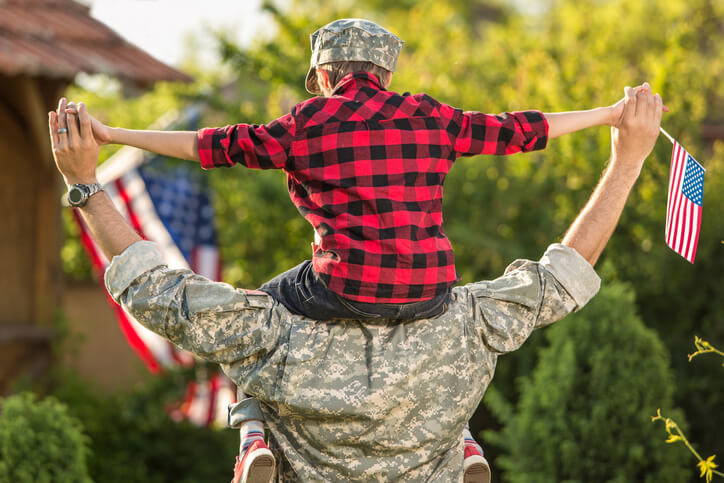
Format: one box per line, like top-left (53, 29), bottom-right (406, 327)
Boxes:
top-left (466, 243), bottom-right (600, 354)
top-left (104, 241), bottom-right (280, 364)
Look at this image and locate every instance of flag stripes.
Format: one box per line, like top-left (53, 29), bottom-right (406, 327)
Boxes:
top-left (74, 175), bottom-right (194, 371)
top-left (73, 144), bottom-right (233, 425)
top-left (665, 140), bottom-right (704, 263)
top-left (180, 372), bottom-right (234, 426)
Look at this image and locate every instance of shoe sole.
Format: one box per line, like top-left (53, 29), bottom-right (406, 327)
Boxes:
top-left (242, 448), bottom-right (276, 483)
top-left (464, 455), bottom-right (491, 483)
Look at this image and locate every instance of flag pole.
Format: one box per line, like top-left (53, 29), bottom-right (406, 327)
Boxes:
top-left (659, 127), bottom-right (675, 145)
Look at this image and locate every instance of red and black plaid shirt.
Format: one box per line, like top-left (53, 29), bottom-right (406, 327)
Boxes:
top-left (198, 72), bottom-right (548, 303)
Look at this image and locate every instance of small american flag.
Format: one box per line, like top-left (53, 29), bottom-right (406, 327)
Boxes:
top-left (665, 140), bottom-right (705, 263)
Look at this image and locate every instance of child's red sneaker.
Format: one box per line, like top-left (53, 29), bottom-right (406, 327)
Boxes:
top-left (231, 439), bottom-right (276, 483)
top-left (463, 437), bottom-right (491, 483)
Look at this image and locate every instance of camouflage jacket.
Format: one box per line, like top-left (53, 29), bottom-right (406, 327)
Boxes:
top-left (105, 242), bottom-right (600, 482)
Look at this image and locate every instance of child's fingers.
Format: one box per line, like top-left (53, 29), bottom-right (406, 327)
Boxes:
top-left (65, 101), bottom-right (78, 119)
top-left (636, 84), bottom-right (669, 113)
top-left (632, 82), bottom-right (651, 93)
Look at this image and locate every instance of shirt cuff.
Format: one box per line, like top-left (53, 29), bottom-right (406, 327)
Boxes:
top-left (104, 241), bottom-right (167, 302)
top-left (197, 127), bottom-right (221, 170)
top-left (522, 110), bottom-right (549, 151)
top-left (539, 111), bottom-right (549, 138)
top-left (539, 243), bottom-right (600, 309)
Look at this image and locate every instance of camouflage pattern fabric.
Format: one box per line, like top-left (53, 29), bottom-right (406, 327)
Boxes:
top-left (306, 18), bottom-right (404, 94)
top-left (105, 241), bottom-right (600, 482)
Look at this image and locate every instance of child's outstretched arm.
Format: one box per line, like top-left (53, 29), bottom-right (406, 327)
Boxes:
top-left (544, 107), bottom-right (616, 139)
top-left (65, 102), bottom-right (199, 161)
top-left (105, 127), bottom-right (199, 162)
top-left (545, 82), bottom-right (667, 139)
top-left (73, 103), bottom-right (295, 169)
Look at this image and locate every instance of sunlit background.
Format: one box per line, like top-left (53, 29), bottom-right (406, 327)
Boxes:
top-left (1, 1), bottom-right (722, 481)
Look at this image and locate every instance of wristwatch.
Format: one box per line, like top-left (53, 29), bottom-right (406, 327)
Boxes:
top-left (66, 182), bottom-right (104, 207)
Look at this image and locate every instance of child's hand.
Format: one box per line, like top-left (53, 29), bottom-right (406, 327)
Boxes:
top-left (65, 103), bottom-right (112, 145)
top-left (608, 82), bottom-right (669, 127)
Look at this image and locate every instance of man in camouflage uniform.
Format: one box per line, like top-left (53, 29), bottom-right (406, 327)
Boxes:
top-left (50, 73), bottom-right (664, 481)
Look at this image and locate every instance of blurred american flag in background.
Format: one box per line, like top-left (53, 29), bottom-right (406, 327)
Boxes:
top-left (74, 106), bottom-right (234, 426)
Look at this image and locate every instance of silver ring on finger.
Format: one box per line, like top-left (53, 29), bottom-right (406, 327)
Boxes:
top-left (58, 128), bottom-right (68, 134)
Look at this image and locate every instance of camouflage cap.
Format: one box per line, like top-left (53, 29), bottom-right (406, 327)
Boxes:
top-left (305, 18), bottom-right (404, 94)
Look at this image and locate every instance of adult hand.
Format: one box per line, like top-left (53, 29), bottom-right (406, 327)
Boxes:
top-left (610, 85), bottom-right (663, 174)
top-left (608, 82), bottom-right (668, 127)
top-left (49, 98), bottom-right (101, 185)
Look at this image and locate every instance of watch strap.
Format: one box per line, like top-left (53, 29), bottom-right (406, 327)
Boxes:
top-left (85, 182), bottom-right (104, 198)
top-left (64, 182), bottom-right (104, 207)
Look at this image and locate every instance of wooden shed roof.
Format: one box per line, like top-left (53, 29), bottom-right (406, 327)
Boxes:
top-left (0, 0), bottom-right (192, 84)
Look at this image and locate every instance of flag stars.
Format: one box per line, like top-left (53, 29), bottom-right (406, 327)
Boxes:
top-left (682, 156), bottom-right (705, 206)
top-left (138, 162), bottom-right (218, 261)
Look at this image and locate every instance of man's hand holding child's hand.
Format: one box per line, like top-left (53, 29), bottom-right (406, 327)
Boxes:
top-left (608, 82), bottom-right (668, 127)
top-left (49, 98), bottom-right (100, 186)
top-left (63, 102), bottom-right (113, 146)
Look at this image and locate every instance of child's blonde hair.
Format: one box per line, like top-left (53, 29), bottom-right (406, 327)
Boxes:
top-left (318, 61), bottom-right (392, 90)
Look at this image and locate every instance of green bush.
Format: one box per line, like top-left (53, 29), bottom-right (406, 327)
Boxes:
top-left (485, 282), bottom-right (690, 482)
top-left (0, 392), bottom-right (91, 483)
top-left (51, 367), bottom-right (238, 483)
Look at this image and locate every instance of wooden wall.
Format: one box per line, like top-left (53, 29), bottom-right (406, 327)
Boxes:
top-left (62, 282), bottom-right (147, 391)
top-left (0, 74), bottom-right (67, 393)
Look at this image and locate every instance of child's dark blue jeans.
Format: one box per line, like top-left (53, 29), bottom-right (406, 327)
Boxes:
top-left (259, 260), bottom-right (450, 321)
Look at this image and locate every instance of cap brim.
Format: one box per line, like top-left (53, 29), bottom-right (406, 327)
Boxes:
top-left (305, 66), bottom-right (322, 95)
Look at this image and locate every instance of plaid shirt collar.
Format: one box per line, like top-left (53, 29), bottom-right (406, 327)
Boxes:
top-left (331, 71), bottom-right (385, 97)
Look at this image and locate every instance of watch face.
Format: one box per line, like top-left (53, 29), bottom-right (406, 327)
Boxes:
top-left (68, 186), bottom-right (86, 206)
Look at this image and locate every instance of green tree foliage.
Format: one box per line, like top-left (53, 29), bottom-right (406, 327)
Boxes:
top-left (61, 0), bottom-right (724, 476)
top-left (0, 392), bottom-right (91, 483)
top-left (212, 0), bottom-right (724, 454)
top-left (484, 282), bottom-right (689, 482)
